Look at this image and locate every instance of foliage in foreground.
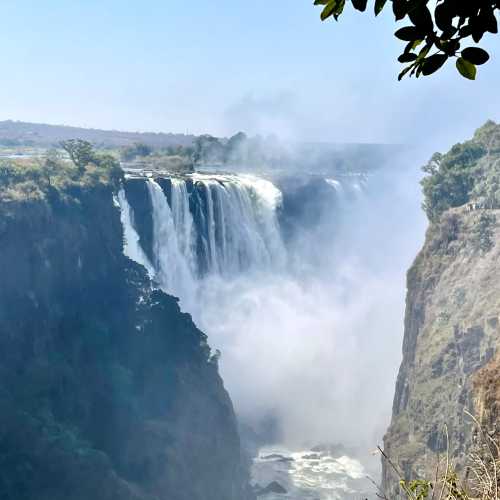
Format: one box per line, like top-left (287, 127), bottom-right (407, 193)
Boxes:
top-left (315, 0), bottom-right (499, 81)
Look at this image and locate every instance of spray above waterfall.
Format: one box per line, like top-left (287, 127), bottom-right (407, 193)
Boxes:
top-left (117, 166), bottom-right (425, 454)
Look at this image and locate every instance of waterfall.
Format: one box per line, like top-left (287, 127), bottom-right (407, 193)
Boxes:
top-left (189, 174), bottom-right (286, 276)
top-left (119, 173), bottom-right (287, 304)
top-left (116, 188), bottom-right (155, 277)
top-left (146, 179), bottom-right (197, 299)
top-left (115, 167), bottom-right (423, 499)
top-left (170, 178), bottom-right (196, 269)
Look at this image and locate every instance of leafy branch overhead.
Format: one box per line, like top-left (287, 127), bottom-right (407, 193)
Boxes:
top-left (314, 0), bottom-right (499, 80)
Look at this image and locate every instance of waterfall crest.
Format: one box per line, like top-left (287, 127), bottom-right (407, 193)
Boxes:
top-left (119, 173), bottom-right (287, 302)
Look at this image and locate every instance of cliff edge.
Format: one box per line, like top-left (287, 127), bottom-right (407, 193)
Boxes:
top-left (0, 157), bottom-right (252, 500)
top-left (383, 121), bottom-right (500, 496)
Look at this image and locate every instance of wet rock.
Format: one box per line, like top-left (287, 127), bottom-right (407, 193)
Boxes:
top-left (256, 481), bottom-right (287, 496)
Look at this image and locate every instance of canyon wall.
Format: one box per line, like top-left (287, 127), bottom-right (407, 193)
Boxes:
top-left (0, 176), bottom-right (252, 500)
top-left (383, 121), bottom-right (500, 496)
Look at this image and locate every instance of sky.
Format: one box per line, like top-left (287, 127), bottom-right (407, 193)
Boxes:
top-left (1, 0), bottom-right (500, 153)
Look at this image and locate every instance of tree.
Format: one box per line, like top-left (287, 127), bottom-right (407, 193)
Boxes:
top-left (121, 142), bottom-right (153, 161)
top-left (225, 132), bottom-right (248, 164)
top-left (315, 0), bottom-right (499, 80)
top-left (192, 135), bottom-right (225, 164)
top-left (37, 149), bottom-right (62, 187)
top-left (422, 141), bottom-right (487, 221)
top-left (60, 139), bottom-right (95, 173)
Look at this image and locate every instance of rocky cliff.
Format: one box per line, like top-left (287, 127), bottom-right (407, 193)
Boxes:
top-left (383, 121), bottom-right (500, 496)
top-left (0, 162), bottom-right (252, 500)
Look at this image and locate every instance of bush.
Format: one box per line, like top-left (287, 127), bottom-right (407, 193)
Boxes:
top-left (422, 142), bottom-right (487, 222)
top-left (472, 212), bottom-right (497, 254)
top-left (121, 142), bottom-right (153, 161)
top-left (0, 144), bottom-right (123, 210)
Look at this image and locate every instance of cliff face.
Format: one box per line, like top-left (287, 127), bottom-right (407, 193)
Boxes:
top-left (383, 122), bottom-right (500, 496)
top-left (0, 182), bottom-right (251, 500)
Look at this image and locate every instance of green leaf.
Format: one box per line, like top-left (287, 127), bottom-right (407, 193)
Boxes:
top-left (408, 5), bottom-right (433, 31)
top-left (393, 0), bottom-right (407, 21)
top-left (320, 2), bottom-right (337, 20)
top-left (333, 0), bottom-right (346, 20)
top-left (456, 57), bottom-right (477, 80)
top-left (374, 0), bottom-right (387, 16)
top-left (438, 38), bottom-right (460, 56)
top-left (398, 64), bottom-right (414, 81)
top-left (421, 54), bottom-right (448, 75)
top-left (435, 2), bottom-right (454, 33)
top-left (416, 42), bottom-right (432, 60)
top-left (462, 47), bottom-right (490, 65)
top-left (395, 26), bottom-right (422, 41)
top-left (351, 0), bottom-right (367, 12)
top-left (398, 52), bottom-right (418, 63)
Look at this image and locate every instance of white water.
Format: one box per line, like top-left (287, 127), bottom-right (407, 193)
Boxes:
top-left (117, 189), bottom-right (154, 277)
top-left (146, 179), bottom-right (197, 301)
top-left (135, 173), bottom-right (287, 308)
top-left (252, 446), bottom-right (369, 500)
top-left (189, 173), bottom-right (286, 277)
top-left (117, 167), bottom-right (425, 499)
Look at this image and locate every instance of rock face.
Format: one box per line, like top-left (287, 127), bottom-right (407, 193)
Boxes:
top-left (383, 122), bottom-right (500, 496)
top-left (0, 183), bottom-right (252, 500)
top-left (473, 354), bottom-right (500, 440)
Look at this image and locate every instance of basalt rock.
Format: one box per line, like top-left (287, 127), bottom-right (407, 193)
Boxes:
top-left (0, 183), bottom-right (253, 500)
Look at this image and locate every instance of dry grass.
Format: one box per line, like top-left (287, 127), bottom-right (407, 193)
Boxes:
top-left (374, 414), bottom-right (499, 500)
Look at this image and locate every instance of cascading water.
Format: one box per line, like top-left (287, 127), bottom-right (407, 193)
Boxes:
top-left (117, 167), bottom-right (424, 500)
top-left (146, 179), bottom-right (197, 300)
top-left (117, 189), bottom-right (154, 277)
top-left (188, 173), bottom-right (287, 278)
top-left (125, 173), bottom-right (288, 305)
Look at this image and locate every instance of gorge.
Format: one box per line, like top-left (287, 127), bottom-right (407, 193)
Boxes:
top-left (1, 121), bottom-right (500, 500)
top-left (116, 162), bottom-right (425, 498)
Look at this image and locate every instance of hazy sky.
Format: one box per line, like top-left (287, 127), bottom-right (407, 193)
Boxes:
top-left (1, 0), bottom-right (499, 152)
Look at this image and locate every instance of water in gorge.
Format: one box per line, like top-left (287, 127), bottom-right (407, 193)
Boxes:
top-left (117, 166), bottom-right (424, 499)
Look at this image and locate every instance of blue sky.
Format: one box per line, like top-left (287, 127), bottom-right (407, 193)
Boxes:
top-left (1, 0), bottom-right (499, 152)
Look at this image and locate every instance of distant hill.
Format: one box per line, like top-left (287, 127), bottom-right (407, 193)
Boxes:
top-left (0, 120), bottom-right (405, 175)
top-left (0, 120), bottom-right (195, 148)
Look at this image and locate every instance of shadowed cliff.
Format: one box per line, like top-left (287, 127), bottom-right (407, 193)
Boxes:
top-left (0, 160), bottom-right (252, 500)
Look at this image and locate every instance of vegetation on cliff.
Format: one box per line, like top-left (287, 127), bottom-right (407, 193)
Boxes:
top-left (0, 154), bottom-right (252, 500)
top-left (0, 142), bottom-right (122, 215)
top-left (383, 122), bottom-right (500, 499)
top-left (422, 121), bottom-right (500, 222)
top-left (381, 415), bottom-right (499, 500)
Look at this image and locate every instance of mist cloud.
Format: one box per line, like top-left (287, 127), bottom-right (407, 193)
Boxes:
top-left (191, 155), bottom-right (426, 451)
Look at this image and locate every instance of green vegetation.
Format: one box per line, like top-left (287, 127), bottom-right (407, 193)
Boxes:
top-left (0, 141), bottom-right (122, 211)
top-left (192, 132), bottom-right (282, 167)
top-left (421, 144), bottom-right (486, 222)
top-left (119, 141), bottom-right (195, 172)
top-left (421, 121), bottom-right (500, 222)
top-left (472, 211), bottom-right (497, 253)
top-left (61, 139), bottom-right (96, 173)
top-left (315, 1), bottom-right (499, 80)
top-left (120, 142), bottom-right (153, 161)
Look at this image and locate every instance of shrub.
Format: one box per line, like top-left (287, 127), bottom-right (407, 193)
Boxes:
top-left (422, 142), bottom-right (487, 222)
top-left (0, 144), bottom-right (123, 210)
top-left (472, 212), bottom-right (497, 254)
